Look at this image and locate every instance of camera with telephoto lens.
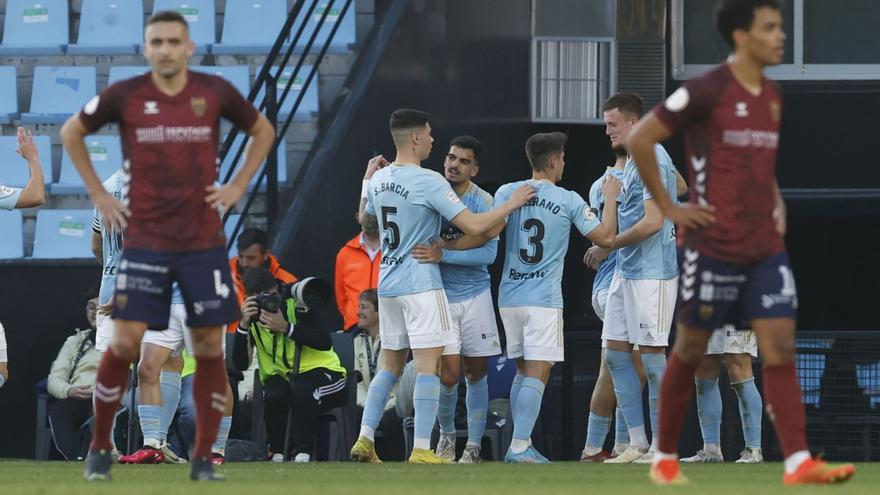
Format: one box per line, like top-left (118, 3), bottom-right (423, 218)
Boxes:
top-left (251, 291), bottom-right (283, 324)
top-left (278, 277), bottom-right (332, 311)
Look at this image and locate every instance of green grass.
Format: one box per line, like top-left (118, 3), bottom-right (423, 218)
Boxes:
top-left (0, 460), bottom-right (875, 495)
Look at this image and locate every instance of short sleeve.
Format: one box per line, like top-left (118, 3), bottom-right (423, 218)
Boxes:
top-left (218, 78), bottom-right (259, 132)
top-left (421, 175), bottom-right (467, 221)
top-left (652, 76), bottom-right (719, 135)
top-left (364, 181), bottom-right (376, 216)
top-left (0, 184), bottom-right (22, 210)
top-left (568, 190), bottom-right (600, 237)
top-left (79, 83), bottom-right (125, 133)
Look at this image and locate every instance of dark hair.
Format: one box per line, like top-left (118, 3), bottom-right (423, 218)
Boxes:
top-left (716, 0), bottom-right (782, 48)
top-left (84, 286), bottom-right (99, 305)
top-left (359, 289), bottom-right (378, 310)
top-left (525, 132), bottom-right (567, 171)
top-left (389, 109), bottom-right (430, 133)
top-left (602, 92), bottom-right (644, 118)
top-left (237, 228), bottom-right (269, 252)
top-left (449, 135), bottom-right (483, 164)
top-left (147, 10), bottom-right (190, 30)
top-left (243, 267), bottom-right (277, 296)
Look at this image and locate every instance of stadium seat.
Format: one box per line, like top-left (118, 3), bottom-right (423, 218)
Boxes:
top-left (0, 0), bottom-right (68, 56)
top-left (21, 66), bottom-right (97, 124)
top-left (0, 134), bottom-right (53, 186)
top-left (255, 65), bottom-right (319, 122)
top-left (191, 65), bottom-right (250, 98)
top-left (152, 0), bottom-right (216, 53)
top-left (32, 209), bottom-right (96, 259)
top-left (212, 0), bottom-right (288, 55)
top-left (67, 0), bottom-right (143, 55)
top-left (290, 1), bottom-right (356, 54)
top-left (0, 210), bottom-right (25, 259)
top-left (797, 353), bottom-right (826, 407)
top-left (107, 66), bottom-right (150, 86)
top-left (0, 67), bottom-right (19, 124)
top-left (856, 362), bottom-right (880, 409)
top-left (219, 134), bottom-right (287, 191)
top-left (52, 136), bottom-right (123, 195)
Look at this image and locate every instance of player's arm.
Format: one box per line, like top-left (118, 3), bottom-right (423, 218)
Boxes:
top-left (91, 231), bottom-right (103, 264)
top-left (412, 237), bottom-right (498, 266)
top-left (772, 178), bottom-right (786, 235)
top-left (13, 127), bottom-right (45, 208)
top-left (357, 155), bottom-right (388, 229)
top-left (610, 198), bottom-right (664, 250)
top-left (584, 177), bottom-right (621, 248)
top-left (448, 184), bottom-right (534, 236)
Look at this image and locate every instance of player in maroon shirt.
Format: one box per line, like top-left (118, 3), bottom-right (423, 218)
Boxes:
top-left (60, 11), bottom-right (275, 482)
top-left (626, 0), bottom-right (854, 486)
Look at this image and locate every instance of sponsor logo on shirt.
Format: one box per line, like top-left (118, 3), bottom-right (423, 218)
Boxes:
top-left (721, 129), bottom-right (779, 149)
top-left (135, 125), bottom-right (212, 144)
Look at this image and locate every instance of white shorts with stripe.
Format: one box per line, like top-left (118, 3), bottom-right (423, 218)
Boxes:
top-left (442, 289), bottom-right (503, 357)
top-left (706, 325), bottom-right (758, 357)
top-left (379, 289), bottom-right (458, 351)
top-left (601, 274), bottom-right (677, 347)
top-left (499, 306), bottom-right (564, 363)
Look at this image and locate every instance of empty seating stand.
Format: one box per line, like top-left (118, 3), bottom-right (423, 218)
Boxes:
top-left (67, 0), bottom-right (143, 55)
top-left (31, 209), bottom-right (95, 259)
top-left (0, 67), bottom-right (18, 123)
top-left (0, 0), bottom-right (68, 56)
top-left (107, 66), bottom-right (150, 86)
top-left (0, 135), bottom-right (53, 187)
top-left (213, 0), bottom-right (288, 55)
top-left (290, 1), bottom-right (356, 54)
top-left (256, 65), bottom-right (319, 121)
top-left (52, 136), bottom-right (122, 195)
top-left (21, 66), bottom-right (97, 124)
top-left (220, 134), bottom-right (287, 191)
top-left (153, 0), bottom-right (215, 54)
top-left (0, 210), bottom-right (25, 259)
top-left (191, 65), bottom-right (250, 97)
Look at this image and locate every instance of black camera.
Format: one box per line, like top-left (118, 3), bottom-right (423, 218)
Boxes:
top-left (251, 291), bottom-right (283, 323)
top-left (278, 277), bottom-right (332, 311)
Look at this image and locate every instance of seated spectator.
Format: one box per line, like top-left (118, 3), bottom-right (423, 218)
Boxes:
top-left (46, 290), bottom-right (102, 460)
top-left (353, 289), bottom-right (404, 460)
top-left (335, 217), bottom-right (380, 331)
top-left (227, 228), bottom-right (297, 334)
top-left (233, 267), bottom-right (347, 462)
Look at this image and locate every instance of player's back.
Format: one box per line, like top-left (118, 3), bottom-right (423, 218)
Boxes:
top-left (497, 180), bottom-right (599, 308)
top-left (367, 164), bottom-right (465, 298)
top-left (439, 183), bottom-right (495, 303)
top-left (589, 168), bottom-right (623, 292)
top-left (94, 169), bottom-right (127, 305)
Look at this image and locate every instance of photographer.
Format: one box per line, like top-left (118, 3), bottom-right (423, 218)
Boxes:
top-left (233, 267), bottom-right (347, 462)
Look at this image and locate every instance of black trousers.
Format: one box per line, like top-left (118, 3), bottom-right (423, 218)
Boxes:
top-left (263, 368), bottom-right (347, 456)
top-left (48, 398), bottom-right (93, 460)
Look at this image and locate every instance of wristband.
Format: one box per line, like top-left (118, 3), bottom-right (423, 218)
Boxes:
top-left (236, 324), bottom-right (249, 335)
top-left (360, 179), bottom-right (370, 199)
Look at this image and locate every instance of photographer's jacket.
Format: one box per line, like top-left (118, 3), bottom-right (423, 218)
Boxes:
top-left (233, 299), bottom-right (345, 385)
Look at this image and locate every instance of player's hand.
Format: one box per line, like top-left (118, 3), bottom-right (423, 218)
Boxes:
top-left (240, 296), bottom-right (259, 323)
top-left (97, 302), bottom-right (113, 316)
top-left (772, 198), bottom-right (787, 236)
top-left (205, 182), bottom-right (245, 215)
top-left (665, 202), bottom-right (716, 229)
top-left (68, 385), bottom-right (93, 400)
top-left (259, 308), bottom-right (288, 334)
top-left (506, 184), bottom-right (536, 209)
top-left (602, 175), bottom-right (622, 201)
top-left (584, 245), bottom-right (609, 270)
top-left (412, 241), bottom-right (443, 263)
top-left (93, 190), bottom-right (131, 231)
top-left (363, 155), bottom-right (389, 180)
top-left (14, 127), bottom-right (39, 162)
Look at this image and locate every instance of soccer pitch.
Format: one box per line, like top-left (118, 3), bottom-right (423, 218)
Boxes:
top-left (0, 460), bottom-right (877, 495)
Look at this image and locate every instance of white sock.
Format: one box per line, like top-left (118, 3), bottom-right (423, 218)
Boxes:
top-left (704, 442), bottom-right (721, 454)
top-left (413, 438), bottom-right (430, 450)
top-left (628, 426), bottom-right (649, 450)
top-left (144, 437), bottom-right (162, 449)
top-left (359, 425), bottom-right (376, 442)
top-left (613, 442), bottom-right (628, 454)
top-left (510, 438), bottom-right (530, 454)
top-left (784, 450), bottom-right (812, 474)
top-left (582, 446), bottom-right (602, 456)
top-left (466, 441), bottom-right (480, 449)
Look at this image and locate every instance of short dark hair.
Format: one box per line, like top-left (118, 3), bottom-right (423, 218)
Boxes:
top-left (243, 267), bottom-right (277, 296)
top-left (237, 228), bottom-right (269, 252)
top-left (602, 92), bottom-right (644, 118)
top-left (716, 0), bottom-right (782, 48)
top-left (449, 135), bottom-right (483, 164)
top-left (389, 109), bottom-right (430, 133)
top-left (359, 289), bottom-right (378, 310)
top-left (525, 132), bottom-right (567, 171)
top-left (84, 286), bottom-right (99, 305)
top-left (147, 10), bottom-right (190, 30)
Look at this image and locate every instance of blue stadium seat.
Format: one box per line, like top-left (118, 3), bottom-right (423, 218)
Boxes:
top-left (0, 210), bottom-right (25, 259)
top-left (0, 67), bottom-right (19, 124)
top-left (856, 362), bottom-right (880, 409)
top-left (255, 65), bottom-right (319, 121)
top-left (0, 0), bottom-right (68, 56)
top-left (797, 353), bottom-right (826, 407)
top-left (67, 0), bottom-right (143, 55)
top-left (32, 209), bottom-right (95, 259)
top-left (212, 0), bottom-right (287, 55)
top-left (107, 66), bottom-right (150, 86)
top-left (191, 66), bottom-right (250, 98)
top-left (290, 1), bottom-right (356, 54)
top-left (52, 136), bottom-right (123, 195)
top-left (21, 66), bottom-right (97, 124)
top-left (153, 0), bottom-right (215, 53)
top-left (219, 134), bottom-right (287, 191)
top-left (224, 213), bottom-right (241, 257)
top-left (0, 135), bottom-right (53, 186)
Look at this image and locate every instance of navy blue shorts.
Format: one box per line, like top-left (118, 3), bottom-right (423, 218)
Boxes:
top-left (677, 249), bottom-right (798, 331)
top-left (111, 246), bottom-right (238, 330)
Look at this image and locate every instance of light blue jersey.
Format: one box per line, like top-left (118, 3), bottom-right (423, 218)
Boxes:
top-left (94, 170), bottom-right (126, 305)
top-left (365, 164), bottom-right (467, 297)
top-left (496, 180), bottom-right (601, 308)
top-left (0, 183), bottom-right (22, 210)
top-left (616, 144), bottom-right (679, 280)
top-left (439, 182), bottom-right (497, 304)
top-left (589, 168), bottom-right (625, 293)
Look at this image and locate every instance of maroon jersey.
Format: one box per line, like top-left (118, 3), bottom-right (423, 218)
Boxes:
top-left (79, 71), bottom-right (259, 252)
top-left (653, 63), bottom-right (784, 265)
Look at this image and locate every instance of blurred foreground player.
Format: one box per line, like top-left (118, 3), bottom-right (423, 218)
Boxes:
top-left (61, 10), bottom-right (275, 481)
top-left (626, 0), bottom-right (854, 485)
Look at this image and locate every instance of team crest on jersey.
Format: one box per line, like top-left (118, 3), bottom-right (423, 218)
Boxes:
top-left (446, 190), bottom-right (460, 204)
top-left (115, 294), bottom-right (127, 310)
top-left (190, 97), bottom-right (208, 117)
top-left (769, 101), bottom-right (781, 122)
top-left (582, 206), bottom-right (596, 221)
top-left (699, 304), bottom-right (714, 321)
top-left (0, 184), bottom-right (14, 197)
